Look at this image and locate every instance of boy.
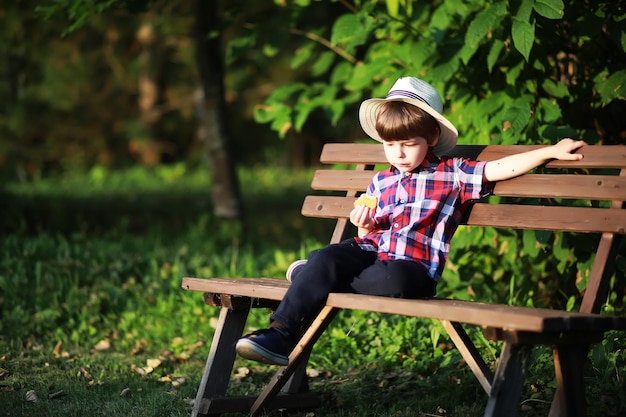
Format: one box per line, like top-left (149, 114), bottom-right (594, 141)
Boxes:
top-left (236, 76), bottom-right (585, 366)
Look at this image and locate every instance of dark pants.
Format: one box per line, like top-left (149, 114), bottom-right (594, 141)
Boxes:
top-left (270, 239), bottom-right (437, 336)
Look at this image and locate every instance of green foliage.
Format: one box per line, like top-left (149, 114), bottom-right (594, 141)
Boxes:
top-left (254, 0), bottom-right (625, 147)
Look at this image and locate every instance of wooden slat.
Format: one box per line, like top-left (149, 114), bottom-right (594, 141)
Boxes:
top-left (466, 204), bottom-right (626, 233)
top-left (493, 174), bottom-right (626, 200)
top-left (311, 170), bottom-right (373, 191)
top-left (301, 196), bottom-right (626, 234)
top-left (311, 170), bottom-right (626, 201)
top-left (301, 195), bottom-right (354, 219)
top-left (326, 293), bottom-right (626, 333)
top-left (182, 277), bottom-right (626, 333)
top-left (320, 143), bottom-right (626, 169)
top-left (182, 277), bottom-right (290, 300)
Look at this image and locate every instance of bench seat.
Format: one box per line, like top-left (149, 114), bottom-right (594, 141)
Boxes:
top-left (183, 277), bottom-right (626, 335)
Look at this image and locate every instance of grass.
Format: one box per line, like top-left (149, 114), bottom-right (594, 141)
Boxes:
top-left (1, 164), bottom-right (625, 416)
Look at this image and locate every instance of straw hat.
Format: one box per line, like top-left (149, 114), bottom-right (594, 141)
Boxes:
top-left (359, 77), bottom-right (458, 155)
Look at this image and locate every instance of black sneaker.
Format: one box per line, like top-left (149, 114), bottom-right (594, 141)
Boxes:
top-left (235, 327), bottom-right (293, 366)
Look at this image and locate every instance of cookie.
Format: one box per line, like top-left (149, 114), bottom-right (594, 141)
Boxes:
top-left (353, 194), bottom-right (378, 209)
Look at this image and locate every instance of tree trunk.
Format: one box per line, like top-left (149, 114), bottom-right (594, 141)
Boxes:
top-left (194, 0), bottom-right (242, 220)
top-left (135, 16), bottom-right (161, 165)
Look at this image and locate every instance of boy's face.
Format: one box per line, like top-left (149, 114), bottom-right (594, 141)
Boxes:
top-left (383, 136), bottom-right (435, 172)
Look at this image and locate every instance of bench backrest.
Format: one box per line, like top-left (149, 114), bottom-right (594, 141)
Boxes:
top-left (301, 143), bottom-right (626, 312)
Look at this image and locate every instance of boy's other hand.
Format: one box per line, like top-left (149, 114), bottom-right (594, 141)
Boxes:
top-left (350, 205), bottom-right (376, 230)
top-left (551, 138), bottom-right (586, 161)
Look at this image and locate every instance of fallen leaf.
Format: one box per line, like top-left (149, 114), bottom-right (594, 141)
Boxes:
top-left (129, 339), bottom-right (148, 356)
top-left (233, 367), bottom-right (250, 380)
top-left (53, 341), bottom-right (63, 358)
top-left (25, 390), bottom-right (39, 403)
top-left (130, 364), bottom-right (153, 375)
top-left (93, 339), bottom-right (111, 351)
top-left (120, 387), bottom-right (131, 397)
top-left (146, 358), bottom-right (161, 369)
top-left (171, 377), bottom-right (186, 387)
top-left (78, 366), bottom-right (92, 379)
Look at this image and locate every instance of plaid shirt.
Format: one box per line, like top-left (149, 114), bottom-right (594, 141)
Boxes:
top-left (355, 152), bottom-right (493, 282)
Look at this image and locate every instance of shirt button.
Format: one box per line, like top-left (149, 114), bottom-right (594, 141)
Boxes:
top-left (394, 223), bottom-right (399, 228)
top-left (400, 199), bottom-right (406, 203)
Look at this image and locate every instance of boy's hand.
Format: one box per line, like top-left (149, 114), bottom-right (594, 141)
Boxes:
top-left (350, 205), bottom-right (376, 231)
top-left (550, 138), bottom-right (586, 161)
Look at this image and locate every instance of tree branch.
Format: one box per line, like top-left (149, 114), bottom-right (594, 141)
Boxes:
top-left (289, 28), bottom-right (358, 64)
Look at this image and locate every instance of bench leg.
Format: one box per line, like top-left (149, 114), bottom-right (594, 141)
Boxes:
top-left (250, 305), bottom-right (339, 416)
top-left (442, 320), bottom-right (494, 395)
top-left (484, 342), bottom-right (531, 417)
top-left (191, 305), bottom-right (250, 417)
top-left (548, 345), bottom-right (589, 417)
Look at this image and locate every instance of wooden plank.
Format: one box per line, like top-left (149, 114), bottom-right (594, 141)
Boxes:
top-left (320, 143), bottom-right (626, 169)
top-left (251, 306), bottom-right (339, 416)
top-left (311, 171), bottom-right (626, 201)
top-left (192, 306), bottom-right (250, 417)
top-left (182, 277), bottom-right (290, 301)
top-left (549, 345), bottom-right (590, 417)
top-left (325, 293), bottom-right (626, 333)
top-left (484, 343), bottom-right (532, 417)
top-left (301, 196), bottom-right (626, 234)
top-left (442, 320), bottom-right (493, 395)
top-left (466, 204), bottom-right (626, 233)
top-left (311, 170), bottom-right (373, 192)
top-left (493, 174), bottom-right (626, 200)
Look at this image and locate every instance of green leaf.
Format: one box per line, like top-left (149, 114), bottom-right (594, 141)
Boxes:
top-left (542, 79), bottom-right (569, 98)
top-left (522, 229), bottom-right (540, 257)
top-left (505, 61), bottom-right (525, 86)
top-left (462, 1), bottom-right (507, 65)
top-left (538, 98), bottom-right (562, 123)
top-left (253, 103), bottom-right (282, 124)
top-left (511, 18), bottom-right (535, 61)
top-left (291, 44), bottom-right (313, 69)
top-left (534, 0), bottom-right (565, 19)
top-left (331, 14), bottom-right (367, 47)
top-left (386, 0), bottom-right (399, 18)
top-left (516, 0), bottom-right (535, 22)
top-left (430, 325), bottom-right (441, 351)
top-left (499, 99), bottom-right (532, 143)
top-left (311, 51), bottom-right (335, 77)
top-left (552, 234), bottom-right (571, 274)
top-left (594, 70), bottom-right (626, 104)
top-left (487, 40), bottom-right (505, 73)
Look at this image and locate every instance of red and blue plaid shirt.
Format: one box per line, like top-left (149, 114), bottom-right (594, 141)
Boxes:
top-left (355, 152), bottom-right (493, 282)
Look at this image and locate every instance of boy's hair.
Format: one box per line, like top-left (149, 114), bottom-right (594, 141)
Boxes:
top-left (375, 101), bottom-right (440, 144)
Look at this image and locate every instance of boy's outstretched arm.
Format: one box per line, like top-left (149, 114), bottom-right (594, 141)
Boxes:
top-left (484, 138), bottom-right (586, 182)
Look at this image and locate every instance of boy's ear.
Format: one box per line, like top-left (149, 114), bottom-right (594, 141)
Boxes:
top-left (429, 128), bottom-right (440, 147)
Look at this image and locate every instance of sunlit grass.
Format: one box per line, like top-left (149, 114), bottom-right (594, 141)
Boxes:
top-left (1, 164), bottom-right (624, 417)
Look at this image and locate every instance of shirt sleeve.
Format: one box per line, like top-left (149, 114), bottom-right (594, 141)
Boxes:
top-left (455, 158), bottom-right (494, 202)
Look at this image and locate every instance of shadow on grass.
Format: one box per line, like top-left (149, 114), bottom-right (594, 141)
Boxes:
top-left (0, 186), bottom-right (335, 250)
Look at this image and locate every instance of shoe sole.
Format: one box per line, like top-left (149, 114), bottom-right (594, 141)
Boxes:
top-left (286, 260), bottom-right (307, 282)
top-left (236, 339), bottom-right (289, 366)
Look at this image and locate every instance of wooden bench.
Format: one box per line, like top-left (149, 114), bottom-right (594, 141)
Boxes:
top-left (182, 142), bottom-right (626, 417)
